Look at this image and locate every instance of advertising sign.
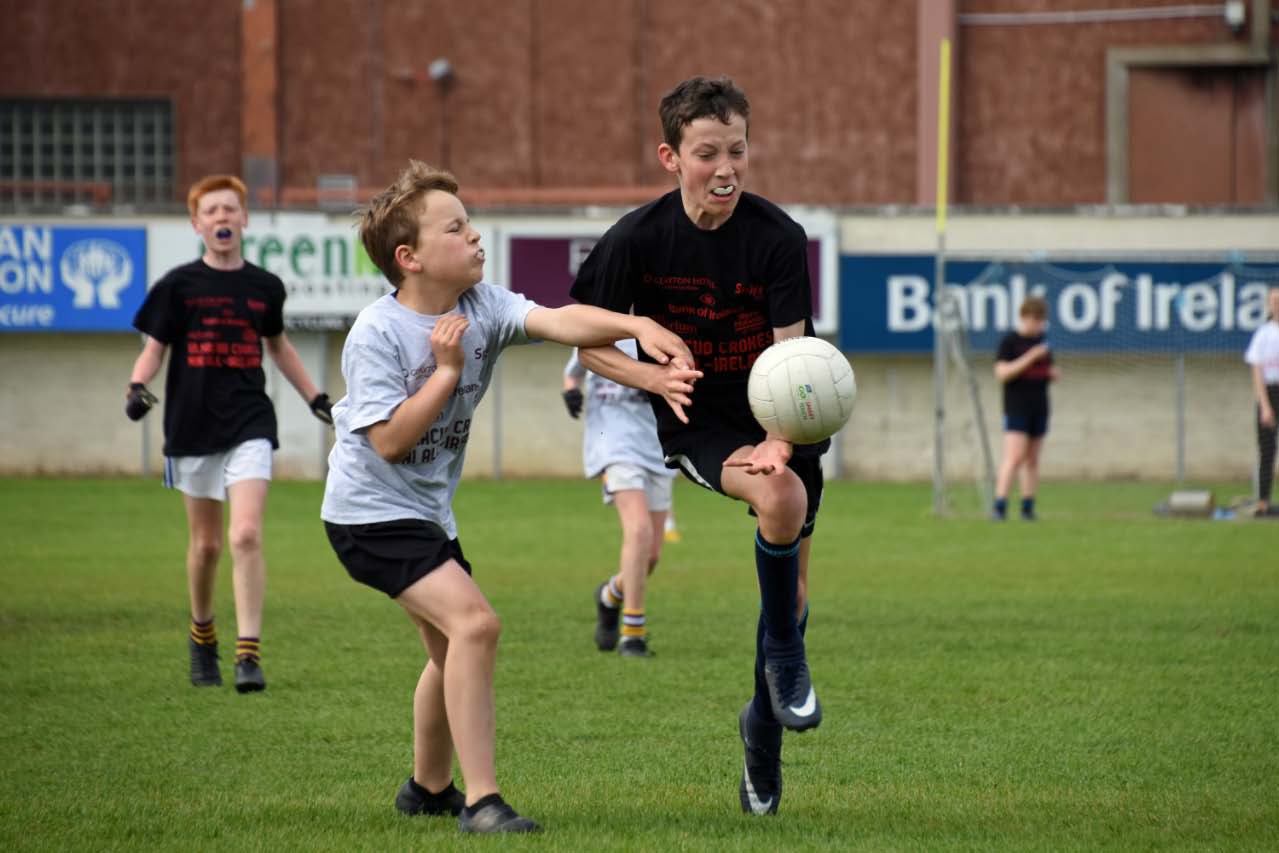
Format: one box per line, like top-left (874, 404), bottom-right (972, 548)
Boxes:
top-left (0, 225), bottom-right (148, 331)
top-left (839, 255), bottom-right (1279, 353)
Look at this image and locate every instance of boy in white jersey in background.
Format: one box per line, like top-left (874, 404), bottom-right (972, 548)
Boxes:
top-left (563, 340), bottom-right (677, 657)
top-left (321, 161), bottom-right (691, 833)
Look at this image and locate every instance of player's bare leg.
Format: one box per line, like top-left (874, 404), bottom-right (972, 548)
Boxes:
top-left (183, 495), bottom-right (224, 686)
top-left (1020, 436), bottom-right (1044, 519)
top-left (412, 623), bottom-right (454, 790)
top-left (395, 562), bottom-right (538, 832)
top-left (392, 616), bottom-right (465, 817)
top-left (994, 431), bottom-right (1029, 519)
top-left (395, 562), bottom-right (500, 804)
top-left (613, 489), bottom-right (655, 656)
top-left (226, 478), bottom-right (268, 638)
top-left (183, 495), bottom-right (224, 621)
top-left (226, 478), bottom-right (269, 691)
top-left (648, 509), bottom-right (668, 569)
top-left (722, 446), bottom-right (806, 543)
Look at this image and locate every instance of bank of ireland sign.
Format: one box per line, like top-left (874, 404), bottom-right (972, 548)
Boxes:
top-left (839, 255), bottom-right (1279, 353)
top-left (0, 225), bottom-right (147, 331)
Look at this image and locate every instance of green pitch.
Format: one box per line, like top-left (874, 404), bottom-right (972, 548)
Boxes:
top-left (1, 477), bottom-right (1275, 851)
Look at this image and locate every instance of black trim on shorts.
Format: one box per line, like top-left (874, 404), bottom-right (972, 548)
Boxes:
top-left (324, 519), bottom-right (472, 599)
top-left (661, 426), bottom-right (825, 537)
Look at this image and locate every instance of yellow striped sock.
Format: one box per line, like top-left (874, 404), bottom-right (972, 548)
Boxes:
top-left (236, 637), bottom-right (261, 663)
top-left (603, 577), bottom-right (623, 608)
top-left (621, 609), bottom-right (646, 638)
top-left (190, 618), bottom-right (216, 646)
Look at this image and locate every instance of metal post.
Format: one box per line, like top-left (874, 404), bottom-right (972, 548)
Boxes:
top-left (141, 412), bottom-right (152, 478)
top-left (317, 331), bottom-right (330, 478)
top-left (491, 361), bottom-right (503, 480)
top-left (1175, 352), bottom-right (1186, 483)
top-left (931, 36), bottom-right (952, 517)
top-left (932, 239), bottom-right (947, 516)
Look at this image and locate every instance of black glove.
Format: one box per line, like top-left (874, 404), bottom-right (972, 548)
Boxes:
top-left (125, 383), bottom-right (158, 421)
top-left (309, 392), bottom-right (334, 425)
top-left (562, 388), bottom-right (583, 419)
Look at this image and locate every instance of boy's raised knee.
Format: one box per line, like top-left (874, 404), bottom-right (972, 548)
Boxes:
top-left (456, 606), bottom-right (501, 648)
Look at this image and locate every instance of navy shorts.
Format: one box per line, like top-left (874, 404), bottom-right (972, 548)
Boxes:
top-left (1004, 410), bottom-right (1049, 438)
top-left (661, 426), bottom-right (825, 538)
top-left (324, 519), bottom-right (472, 599)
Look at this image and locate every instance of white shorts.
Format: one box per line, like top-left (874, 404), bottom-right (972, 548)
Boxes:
top-left (601, 462), bottom-right (674, 512)
top-left (164, 438), bottom-right (273, 501)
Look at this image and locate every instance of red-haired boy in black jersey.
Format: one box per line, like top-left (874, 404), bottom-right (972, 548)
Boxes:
top-left (570, 76), bottom-right (827, 817)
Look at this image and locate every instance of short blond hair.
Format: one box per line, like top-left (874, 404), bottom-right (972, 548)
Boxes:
top-left (187, 174), bottom-right (247, 218)
top-left (358, 160), bottom-right (459, 286)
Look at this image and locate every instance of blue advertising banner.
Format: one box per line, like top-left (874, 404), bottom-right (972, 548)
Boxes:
top-left (839, 254), bottom-right (1279, 353)
top-left (0, 225), bottom-right (148, 331)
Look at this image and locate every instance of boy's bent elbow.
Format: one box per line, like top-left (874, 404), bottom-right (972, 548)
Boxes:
top-left (367, 426), bottom-right (404, 463)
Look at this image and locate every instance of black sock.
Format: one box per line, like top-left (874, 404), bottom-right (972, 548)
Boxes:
top-left (411, 777), bottom-right (457, 799)
top-left (753, 604), bottom-right (810, 723)
top-left (754, 530), bottom-right (801, 662)
top-left (464, 792), bottom-right (504, 816)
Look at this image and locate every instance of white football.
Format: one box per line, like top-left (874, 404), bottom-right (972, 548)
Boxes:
top-left (747, 336), bottom-right (857, 444)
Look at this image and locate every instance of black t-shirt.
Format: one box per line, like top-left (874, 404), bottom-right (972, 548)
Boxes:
top-left (570, 190), bottom-right (827, 456)
top-left (996, 332), bottom-right (1053, 414)
top-left (133, 259), bottom-right (286, 456)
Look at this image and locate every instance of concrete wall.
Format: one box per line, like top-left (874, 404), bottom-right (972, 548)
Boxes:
top-left (2, 209), bottom-right (1275, 481)
top-left (0, 322), bottom-right (1260, 484)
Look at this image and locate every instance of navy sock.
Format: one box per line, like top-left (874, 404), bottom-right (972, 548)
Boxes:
top-left (993, 497), bottom-right (1008, 517)
top-left (754, 530), bottom-right (801, 663)
top-left (753, 604), bottom-right (810, 724)
top-left (1021, 496), bottom-right (1036, 516)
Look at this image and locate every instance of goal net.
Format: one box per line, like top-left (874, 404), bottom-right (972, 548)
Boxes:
top-left (932, 255), bottom-right (1279, 516)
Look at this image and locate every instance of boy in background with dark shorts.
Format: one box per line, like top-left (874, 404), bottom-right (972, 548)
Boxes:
top-left (993, 295), bottom-right (1059, 521)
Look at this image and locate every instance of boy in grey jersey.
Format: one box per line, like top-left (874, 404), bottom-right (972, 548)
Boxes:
top-left (563, 341), bottom-right (677, 656)
top-left (321, 161), bottom-right (691, 834)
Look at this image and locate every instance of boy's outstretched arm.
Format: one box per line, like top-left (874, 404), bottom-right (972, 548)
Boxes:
top-left (525, 305), bottom-right (693, 367)
top-left (579, 344), bottom-right (701, 424)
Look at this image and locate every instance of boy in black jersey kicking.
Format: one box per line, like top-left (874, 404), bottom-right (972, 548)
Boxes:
top-left (570, 76), bottom-right (826, 816)
top-left (127, 175), bottom-right (333, 692)
top-left (992, 296), bottom-right (1059, 521)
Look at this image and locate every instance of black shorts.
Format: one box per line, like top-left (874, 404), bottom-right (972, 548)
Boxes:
top-left (1004, 406), bottom-right (1050, 438)
top-left (324, 519), bottom-right (472, 599)
top-left (662, 426), bottom-right (825, 537)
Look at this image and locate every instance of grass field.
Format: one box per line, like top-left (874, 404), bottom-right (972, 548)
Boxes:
top-left (1, 476), bottom-right (1276, 851)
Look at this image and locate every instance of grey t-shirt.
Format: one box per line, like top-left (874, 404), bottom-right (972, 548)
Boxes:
top-left (564, 340), bottom-right (675, 479)
top-left (321, 285), bottom-right (537, 536)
